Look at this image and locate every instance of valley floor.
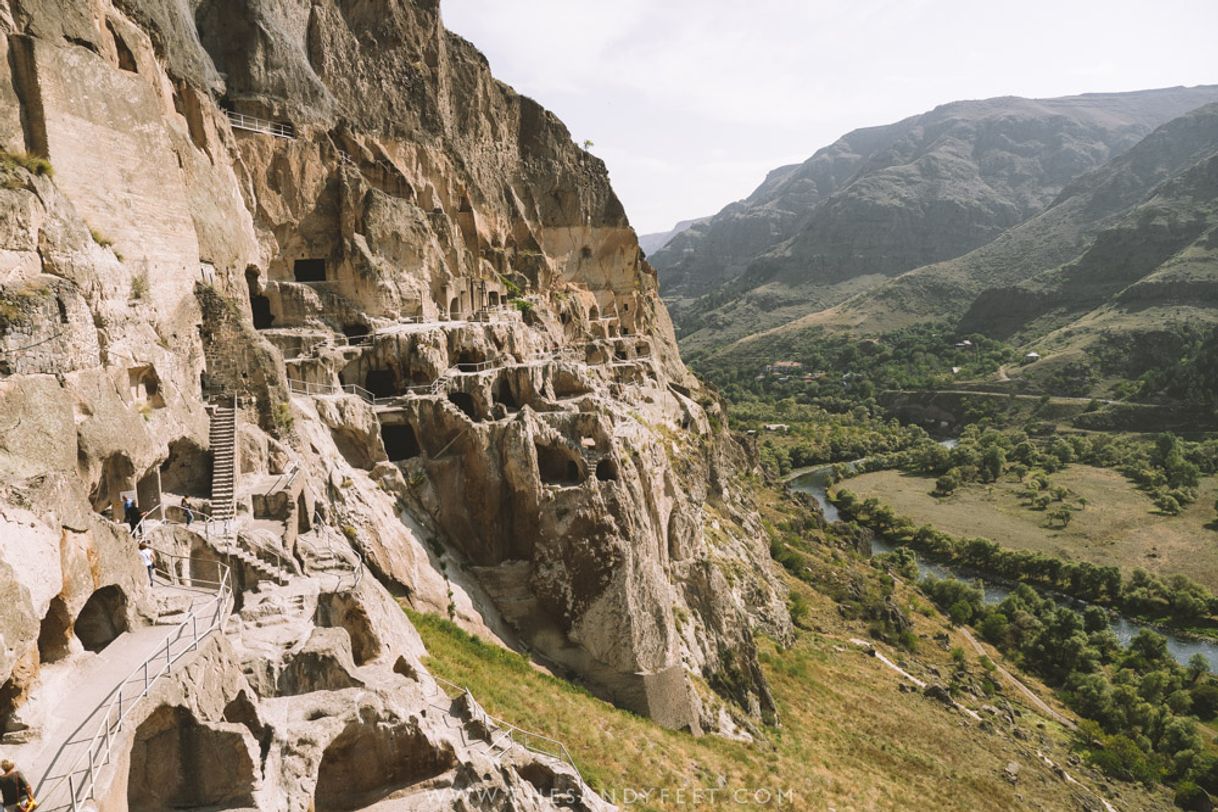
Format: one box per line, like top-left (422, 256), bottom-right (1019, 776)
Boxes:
top-left (845, 466), bottom-right (1218, 592)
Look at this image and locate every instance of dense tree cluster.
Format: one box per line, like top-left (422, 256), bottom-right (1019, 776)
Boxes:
top-left (835, 489), bottom-right (1218, 628)
top-left (921, 578), bottom-right (1218, 792)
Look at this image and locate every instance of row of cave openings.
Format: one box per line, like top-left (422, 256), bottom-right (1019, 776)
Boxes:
top-left (124, 594), bottom-right (438, 810)
top-left (380, 418), bottom-right (616, 487)
top-left (244, 263), bottom-right (510, 333)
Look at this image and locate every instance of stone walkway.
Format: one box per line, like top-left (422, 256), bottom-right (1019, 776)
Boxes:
top-left (20, 577), bottom-right (224, 808)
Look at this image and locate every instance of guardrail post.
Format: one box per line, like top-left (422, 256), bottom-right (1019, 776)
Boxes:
top-left (69, 773), bottom-right (77, 811)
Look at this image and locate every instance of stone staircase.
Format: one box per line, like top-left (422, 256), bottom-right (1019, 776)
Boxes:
top-left (209, 401), bottom-right (237, 521)
top-left (217, 537), bottom-right (293, 587)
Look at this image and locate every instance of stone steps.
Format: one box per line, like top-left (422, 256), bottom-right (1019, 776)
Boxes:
top-left (209, 405), bottom-right (237, 521)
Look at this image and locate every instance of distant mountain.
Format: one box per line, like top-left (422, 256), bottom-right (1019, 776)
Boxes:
top-left (652, 85), bottom-right (1218, 357)
top-left (638, 216), bottom-right (709, 255)
top-left (708, 102), bottom-right (1218, 397)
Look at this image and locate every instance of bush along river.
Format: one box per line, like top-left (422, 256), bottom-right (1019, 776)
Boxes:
top-left (787, 459), bottom-right (1218, 671)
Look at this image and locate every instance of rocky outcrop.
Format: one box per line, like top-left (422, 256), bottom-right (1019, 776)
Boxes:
top-left (0, 1), bottom-right (787, 809)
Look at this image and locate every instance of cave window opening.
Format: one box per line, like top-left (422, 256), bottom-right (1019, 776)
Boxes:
top-left (293, 258), bottom-right (327, 283)
top-left (108, 22), bottom-right (138, 73)
top-left (342, 323), bottom-right (370, 340)
top-left (364, 369), bottom-right (397, 399)
top-left (487, 291), bottom-right (501, 307)
top-left (246, 269), bottom-right (273, 329)
top-left (448, 297), bottom-right (461, 319)
top-left (297, 494), bottom-right (310, 534)
top-left (580, 246), bottom-right (593, 259)
top-left (38, 597), bottom-right (73, 663)
top-left (588, 305), bottom-right (599, 321)
top-left (637, 342), bottom-right (651, 357)
top-left (381, 424), bottom-right (421, 461)
top-left (128, 366), bottom-right (165, 409)
top-left (492, 380), bottom-right (519, 410)
top-left (614, 349), bottom-right (628, 362)
top-left (447, 392), bottom-right (479, 421)
top-left (535, 443), bottom-right (583, 486)
top-left (128, 705), bottom-right (256, 811)
top-left (314, 718), bottom-right (455, 810)
top-left (74, 585), bottom-right (129, 653)
top-left (560, 311), bottom-right (571, 325)
top-left (56, 297), bottom-right (68, 324)
top-left (596, 459), bottom-right (618, 482)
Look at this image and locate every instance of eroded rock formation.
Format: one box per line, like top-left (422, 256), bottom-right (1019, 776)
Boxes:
top-left (0, 0), bottom-right (788, 808)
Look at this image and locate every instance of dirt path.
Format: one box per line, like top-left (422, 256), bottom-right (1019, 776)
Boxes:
top-left (958, 627), bottom-right (1076, 731)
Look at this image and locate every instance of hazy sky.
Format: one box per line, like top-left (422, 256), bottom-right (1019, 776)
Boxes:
top-left (441, 1), bottom-right (1218, 234)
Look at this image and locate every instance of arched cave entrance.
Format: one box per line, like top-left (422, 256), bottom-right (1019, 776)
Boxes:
top-left (448, 297), bottom-right (460, 319)
top-left (447, 392), bottom-right (479, 421)
top-left (492, 378), bottom-right (519, 410)
top-left (588, 305), bottom-right (599, 321)
top-left (90, 453), bottom-right (136, 514)
top-left (364, 369), bottom-right (397, 399)
top-left (381, 424), bottom-right (421, 461)
top-left (160, 438), bottom-right (211, 498)
top-left (595, 459), bottom-right (618, 482)
top-left (245, 268), bottom-right (273, 330)
top-left (75, 585), bottom-right (128, 653)
top-left (38, 597), bottom-right (73, 663)
top-left (314, 718), bottom-right (456, 810)
top-left (128, 705), bottom-right (257, 811)
top-left (535, 443), bottom-right (583, 486)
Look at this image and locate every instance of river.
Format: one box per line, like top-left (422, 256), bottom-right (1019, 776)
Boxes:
top-left (787, 459), bottom-right (1218, 670)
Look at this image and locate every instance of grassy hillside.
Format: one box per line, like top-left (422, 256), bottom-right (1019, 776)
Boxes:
top-left (408, 483), bottom-right (1172, 810)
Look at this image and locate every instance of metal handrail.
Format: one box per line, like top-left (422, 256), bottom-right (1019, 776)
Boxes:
top-left (135, 504), bottom-right (291, 586)
top-left (36, 552), bottom-right (234, 811)
top-left (224, 110), bottom-right (295, 139)
top-left (429, 675), bottom-right (584, 784)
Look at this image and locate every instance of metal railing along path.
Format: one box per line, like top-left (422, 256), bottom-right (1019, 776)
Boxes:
top-left (35, 552), bottom-right (234, 811)
top-left (224, 110), bottom-right (295, 139)
top-left (427, 675), bottom-right (584, 785)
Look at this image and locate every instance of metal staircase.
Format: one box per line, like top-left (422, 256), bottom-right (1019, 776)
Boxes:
top-left (209, 399), bottom-right (237, 521)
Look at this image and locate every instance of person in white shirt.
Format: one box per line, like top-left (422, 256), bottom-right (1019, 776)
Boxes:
top-left (139, 543), bottom-right (155, 586)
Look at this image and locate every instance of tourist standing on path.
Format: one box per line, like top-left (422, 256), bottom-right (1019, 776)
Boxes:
top-left (139, 542), bottom-right (155, 586)
top-left (124, 496), bottom-right (141, 536)
top-left (182, 497), bottom-right (194, 527)
top-left (0, 759), bottom-right (35, 811)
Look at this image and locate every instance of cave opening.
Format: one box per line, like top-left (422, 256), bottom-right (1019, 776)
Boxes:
top-left (293, 258), bottom-right (327, 283)
top-left (74, 585), bottom-right (129, 653)
top-left (595, 459), bottom-right (619, 482)
top-left (381, 424), bottom-right (421, 461)
top-left (342, 323), bottom-right (370, 340)
top-left (535, 443), bottom-right (583, 486)
top-left (447, 392), bottom-right (479, 421)
top-left (246, 268), bottom-right (273, 329)
top-left (448, 296), bottom-right (460, 319)
top-left (160, 438), bottom-right (212, 498)
top-left (128, 705), bottom-right (257, 811)
top-left (492, 379), bottom-right (519, 410)
top-left (89, 453), bottom-right (136, 515)
top-left (38, 597), bottom-right (73, 663)
top-left (314, 718), bottom-right (456, 810)
top-left (364, 369), bottom-right (397, 399)
top-left (588, 305), bottom-right (599, 321)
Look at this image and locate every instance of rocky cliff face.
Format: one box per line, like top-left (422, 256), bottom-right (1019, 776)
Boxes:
top-left (653, 86), bottom-right (1218, 356)
top-left (0, 1), bottom-right (787, 808)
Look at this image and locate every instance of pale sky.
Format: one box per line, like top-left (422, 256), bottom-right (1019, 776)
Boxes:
top-left (441, 1), bottom-right (1218, 235)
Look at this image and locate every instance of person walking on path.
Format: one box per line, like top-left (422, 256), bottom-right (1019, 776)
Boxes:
top-left (124, 496), bottom-right (141, 536)
top-left (0, 759), bottom-right (35, 811)
top-left (182, 497), bottom-right (194, 527)
top-left (139, 542), bottom-right (155, 586)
